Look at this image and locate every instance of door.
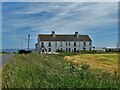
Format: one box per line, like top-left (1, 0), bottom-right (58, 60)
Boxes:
top-left (42, 49), bottom-right (44, 53)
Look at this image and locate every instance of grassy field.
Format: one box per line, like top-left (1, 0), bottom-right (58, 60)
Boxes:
top-left (2, 52), bottom-right (119, 88)
top-left (64, 54), bottom-right (118, 74)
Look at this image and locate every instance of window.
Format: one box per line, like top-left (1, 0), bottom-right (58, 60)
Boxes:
top-left (42, 49), bottom-right (44, 53)
top-left (60, 48), bottom-right (62, 51)
top-left (89, 42), bottom-right (91, 45)
top-left (60, 42), bottom-right (62, 46)
top-left (66, 42), bottom-right (67, 45)
top-left (84, 42), bottom-right (86, 46)
top-left (69, 48), bottom-right (71, 52)
top-left (90, 47), bottom-right (91, 51)
top-left (74, 42), bottom-right (76, 46)
top-left (41, 42), bottom-right (44, 47)
top-left (74, 48), bottom-right (76, 52)
top-left (83, 47), bottom-right (86, 51)
top-left (48, 42), bottom-right (51, 47)
top-left (66, 48), bottom-right (67, 51)
top-left (69, 42), bottom-right (70, 45)
top-left (55, 42), bottom-right (57, 46)
top-left (48, 48), bottom-right (51, 52)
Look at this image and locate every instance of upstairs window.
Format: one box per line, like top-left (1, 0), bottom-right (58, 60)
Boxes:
top-left (84, 42), bottom-right (86, 46)
top-left (74, 42), bottom-right (76, 46)
top-left (55, 42), bottom-right (57, 46)
top-left (41, 42), bottom-right (44, 47)
top-left (48, 42), bottom-right (51, 47)
top-left (69, 42), bottom-right (70, 45)
top-left (60, 42), bottom-right (63, 46)
top-left (89, 42), bottom-right (91, 45)
top-left (66, 42), bottom-right (67, 45)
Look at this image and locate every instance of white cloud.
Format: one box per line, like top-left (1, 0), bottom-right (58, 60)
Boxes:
top-left (3, 2), bottom-right (118, 34)
top-left (2, 2), bottom-right (118, 48)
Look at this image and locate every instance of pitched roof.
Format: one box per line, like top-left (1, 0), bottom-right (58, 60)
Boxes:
top-left (38, 34), bottom-right (92, 41)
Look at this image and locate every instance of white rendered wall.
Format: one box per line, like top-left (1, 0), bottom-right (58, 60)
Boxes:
top-left (36, 41), bottom-right (92, 53)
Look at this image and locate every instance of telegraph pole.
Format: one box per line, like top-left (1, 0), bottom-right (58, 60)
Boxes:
top-left (21, 42), bottom-right (23, 50)
top-left (28, 35), bottom-right (30, 51)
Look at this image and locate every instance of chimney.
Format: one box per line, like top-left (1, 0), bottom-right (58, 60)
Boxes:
top-left (51, 31), bottom-right (55, 37)
top-left (75, 32), bottom-right (79, 37)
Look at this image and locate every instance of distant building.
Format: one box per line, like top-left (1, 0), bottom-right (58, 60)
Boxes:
top-left (94, 47), bottom-right (105, 52)
top-left (102, 47), bottom-right (120, 52)
top-left (35, 31), bottom-right (92, 53)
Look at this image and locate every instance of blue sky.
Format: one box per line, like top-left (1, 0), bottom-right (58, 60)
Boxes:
top-left (2, 2), bottom-right (118, 49)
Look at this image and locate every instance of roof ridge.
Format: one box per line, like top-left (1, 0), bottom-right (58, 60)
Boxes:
top-left (38, 34), bottom-right (91, 41)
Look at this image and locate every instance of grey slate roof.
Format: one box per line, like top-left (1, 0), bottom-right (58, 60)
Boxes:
top-left (38, 34), bottom-right (92, 41)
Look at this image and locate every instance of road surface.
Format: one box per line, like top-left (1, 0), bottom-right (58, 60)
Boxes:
top-left (0, 54), bottom-right (13, 68)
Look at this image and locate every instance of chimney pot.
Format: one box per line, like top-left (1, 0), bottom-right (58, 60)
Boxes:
top-left (75, 32), bottom-right (79, 37)
top-left (51, 31), bottom-right (55, 37)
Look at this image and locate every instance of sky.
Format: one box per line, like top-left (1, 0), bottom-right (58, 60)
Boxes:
top-left (2, 2), bottom-right (118, 49)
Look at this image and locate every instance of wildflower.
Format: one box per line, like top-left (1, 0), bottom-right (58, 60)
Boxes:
top-left (41, 57), bottom-right (44, 59)
top-left (68, 62), bottom-right (70, 65)
top-left (59, 63), bottom-right (61, 65)
top-left (98, 76), bottom-right (102, 80)
top-left (77, 67), bottom-right (82, 71)
top-left (40, 59), bottom-right (43, 61)
top-left (45, 58), bottom-right (48, 61)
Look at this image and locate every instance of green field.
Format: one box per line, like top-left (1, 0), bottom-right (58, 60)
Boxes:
top-left (2, 52), bottom-right (120, 88)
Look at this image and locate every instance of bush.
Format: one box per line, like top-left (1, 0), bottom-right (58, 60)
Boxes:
top-left (18, 50), bottom-right (32, 54)
top-left (79, 50), bottom-right (97, 54)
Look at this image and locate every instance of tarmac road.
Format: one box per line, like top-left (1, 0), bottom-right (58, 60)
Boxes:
top-left (0, 54), bottom-right (13, 68)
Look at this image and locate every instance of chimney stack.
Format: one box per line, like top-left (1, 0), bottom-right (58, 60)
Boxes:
top-left (51, 31), bottom-right (55, 37)
top-left (75, 32), bottom-right (79, 37)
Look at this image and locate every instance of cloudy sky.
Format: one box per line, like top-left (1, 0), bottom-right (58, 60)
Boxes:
top-left (2, 2), bottom-right (118, 49)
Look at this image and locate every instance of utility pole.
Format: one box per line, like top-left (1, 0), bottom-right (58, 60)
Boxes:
top-left (28, 35), bottom-right (30, 51)
top-left (117, 43), bottom-right (118, 48)
top-left (21, 42), bottom-right (23, 50)
top-left (117, 43), bottom-right (119, 49)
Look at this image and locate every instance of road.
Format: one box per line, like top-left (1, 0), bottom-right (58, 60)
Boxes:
top-left (0, 54), bottom-right (13, 68)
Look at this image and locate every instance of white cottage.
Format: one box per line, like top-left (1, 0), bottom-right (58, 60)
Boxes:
top-left (35, 31), bottom-right (92, 53)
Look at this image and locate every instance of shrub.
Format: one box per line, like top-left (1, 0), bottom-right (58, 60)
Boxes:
top-left (80, 50), bottom-right (97, 54)
top-left (18, 50), bottom-right (32, 54)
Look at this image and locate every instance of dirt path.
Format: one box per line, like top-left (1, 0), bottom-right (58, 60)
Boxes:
top-left (0, 54), bottom-right (13, 89)
top-left (0, 54), bottom-right (13, 68)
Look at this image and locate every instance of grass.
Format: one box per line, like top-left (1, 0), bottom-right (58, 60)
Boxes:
top-left (0, 69), bottom-right (2, 89)
top-left (2, 52), bottom-right (120, 88)
top-left (64, 54), bottom-right (118, 74)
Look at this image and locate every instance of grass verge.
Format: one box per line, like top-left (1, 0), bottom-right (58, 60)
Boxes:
top-left (2, 52), bottom-right (120, 88)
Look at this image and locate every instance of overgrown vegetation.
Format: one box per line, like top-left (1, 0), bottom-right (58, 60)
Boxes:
top-left (2, 52), bottom-right (119, 88)
top-left (64, 53), bottom-right (118, 74)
